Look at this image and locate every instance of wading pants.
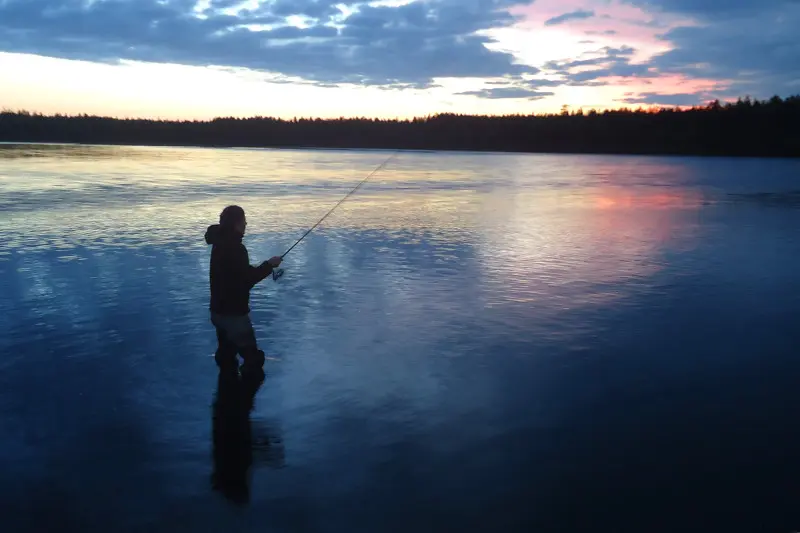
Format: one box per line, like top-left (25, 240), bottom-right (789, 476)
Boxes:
top-left (210, 312), bottom-right (266, 373)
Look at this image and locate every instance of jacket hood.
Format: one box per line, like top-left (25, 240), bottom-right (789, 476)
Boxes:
top-left (205, 224), bottom-right (242, 245)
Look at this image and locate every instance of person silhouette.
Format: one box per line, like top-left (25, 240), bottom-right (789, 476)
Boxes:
top-left (205, 205), bottom-right (282, 375)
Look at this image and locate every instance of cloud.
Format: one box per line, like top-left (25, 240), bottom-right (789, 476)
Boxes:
top-left (269, 0), bottom-right (343, 19)
top-left (546, 57), bottom-right (609, 70)
top-left (568, 64), bottom-right (652, 83)
top-left (623, 18), bottom-right (668, 29)
top-left (624, 0), bottom-right (789, 19)
top-left (643, 0), bottom-right (800, 98)
top-left (457, 87), bottom-right (555, 100)
top-left (544, 45), bottom-right (654, 85)
top-left (266, 24), bottom-right (339, 39)
top-left (603, 46), bottom-right (636, 57)
top-left (585, 30), bottom-right (618, 36)
top-left (0, 0), bottom-right (538, 88)
top-left (544, 9), bottom-right (596, 26)
top-left (205, 0), bottom-right (249, 10)
top-left (523, 78), bottom-right (564, 88)
top-left (457, 76), bottom-right (562, 99)
top-left (620, 92), bottom-right (709, 106)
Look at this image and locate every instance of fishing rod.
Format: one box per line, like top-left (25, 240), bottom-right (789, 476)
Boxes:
top-left (272, 152), bottom-right (398, 281)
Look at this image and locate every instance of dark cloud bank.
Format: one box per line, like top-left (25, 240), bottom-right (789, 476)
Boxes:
top-left (626, 0), bottom-right (800, 98)
top-left (0, 0), bottom-right (797, 106)
top-left (0, 0), bottom-right (536, 88)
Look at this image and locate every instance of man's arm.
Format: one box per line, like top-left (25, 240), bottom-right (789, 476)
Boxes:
top-left (232, 244), bottom-right (273, 289)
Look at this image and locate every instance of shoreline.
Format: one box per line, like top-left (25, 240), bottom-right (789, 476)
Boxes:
top-left (3, 97), bottom-right (799, 159)
top-left (2, 140), bottom-right (798, 160)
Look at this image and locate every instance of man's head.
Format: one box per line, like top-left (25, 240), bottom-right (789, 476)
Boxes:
top-left (220, 205), bottom-right (247, 235)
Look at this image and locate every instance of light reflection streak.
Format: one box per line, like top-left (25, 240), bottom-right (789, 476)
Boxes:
top-left (1, 145), bottom-right (709, 368)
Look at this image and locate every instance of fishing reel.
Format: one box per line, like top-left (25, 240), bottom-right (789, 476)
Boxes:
top-left (272, 268), bottom-right (285, 281)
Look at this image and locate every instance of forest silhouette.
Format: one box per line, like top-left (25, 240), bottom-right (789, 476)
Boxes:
top-left (1, 95), bottom-right (798, 157)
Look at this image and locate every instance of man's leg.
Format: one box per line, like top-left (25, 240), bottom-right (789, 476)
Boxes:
top-left (217, 314), bottom-right (265, 376)
top-left (240, 347), bottom-right (266, 379)
top-left (234, 316), bottom-right (265, 376)
top-left (211, 314), bottom-right (239, 372)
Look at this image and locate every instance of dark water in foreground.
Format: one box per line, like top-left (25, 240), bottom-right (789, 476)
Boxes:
top-left (1, 144), bottom-right (799, 532)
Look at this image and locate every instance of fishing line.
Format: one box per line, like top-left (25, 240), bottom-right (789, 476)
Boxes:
top-left (272, 152), bottom-right (398, 281)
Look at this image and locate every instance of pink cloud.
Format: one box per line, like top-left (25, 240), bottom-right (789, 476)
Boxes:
top-left (500, 0), bottom-right (726, 109)
top-left (511, 0), bottom-right (695, 58)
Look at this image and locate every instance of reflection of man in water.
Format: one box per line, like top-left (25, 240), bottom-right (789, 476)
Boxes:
top-left (205, 205), bottom-right (282, 374)
top-left (211, 369), bottom-right (262, 505)
top-left (211, 369), bottom-right (285, 504)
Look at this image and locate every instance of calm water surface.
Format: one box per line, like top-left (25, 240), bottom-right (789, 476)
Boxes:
top-left (1, 144), bottom-right (799, 532)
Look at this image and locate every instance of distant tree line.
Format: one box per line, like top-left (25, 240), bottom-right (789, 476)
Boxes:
top-left (1, 95), bottom-right (798, 157)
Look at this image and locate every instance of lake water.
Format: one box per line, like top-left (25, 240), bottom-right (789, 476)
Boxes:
top-left (1, 144), bottom-right (799, 532)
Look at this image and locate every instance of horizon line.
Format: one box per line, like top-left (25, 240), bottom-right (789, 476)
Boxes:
top-left (3, 92), bottom-right (794, 122)
top-left (0, 102), bottom-right (716, 122)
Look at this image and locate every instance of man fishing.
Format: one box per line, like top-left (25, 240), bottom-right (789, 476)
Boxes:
top-left (204, 205), bottom-right (282, 374)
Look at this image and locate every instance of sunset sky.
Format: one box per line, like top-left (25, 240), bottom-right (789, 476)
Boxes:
top-left (0, 0), bottom-right (797, 119)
